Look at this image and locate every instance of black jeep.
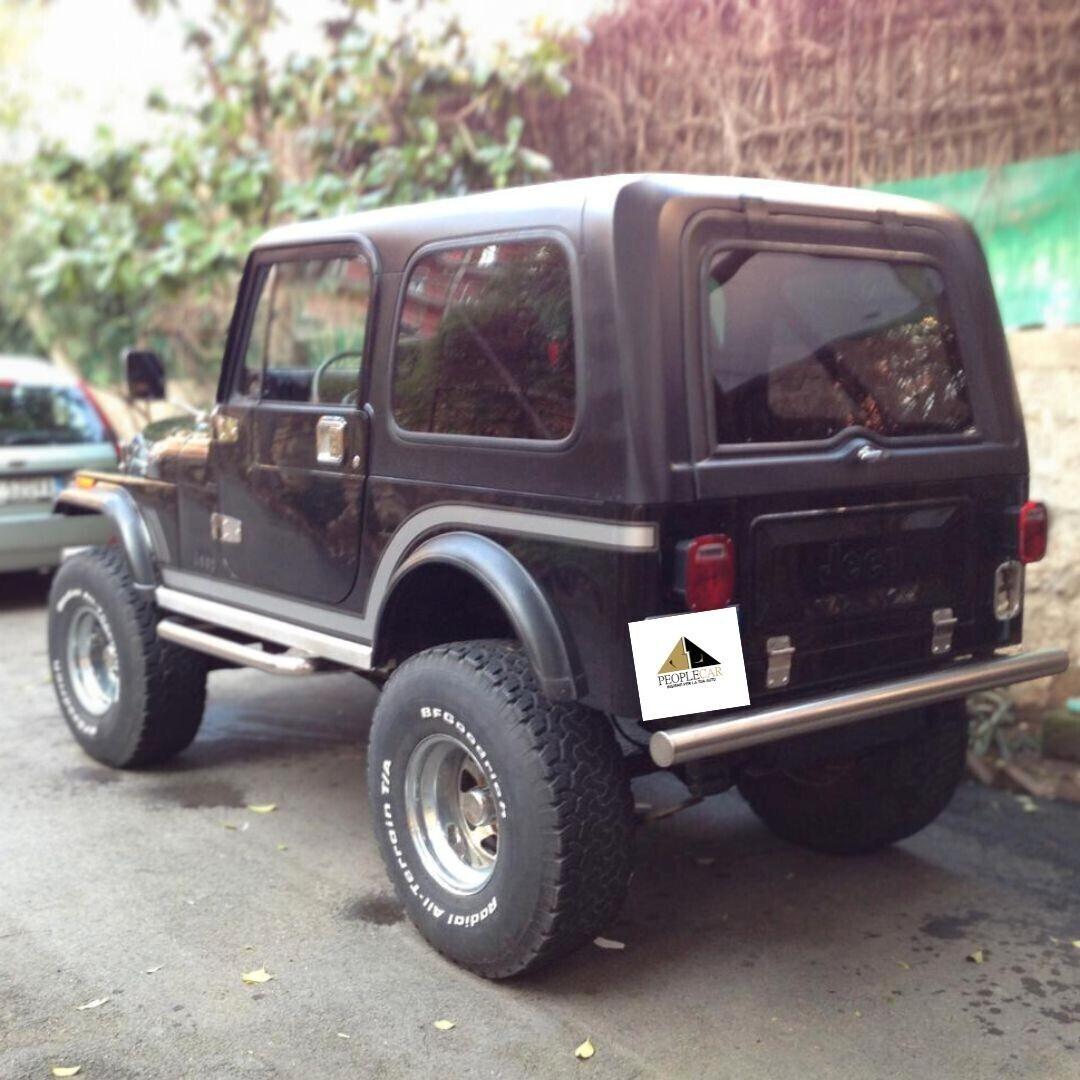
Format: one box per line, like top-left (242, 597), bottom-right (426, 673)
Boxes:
top-left (48, 175), bottom-right (1067, 977)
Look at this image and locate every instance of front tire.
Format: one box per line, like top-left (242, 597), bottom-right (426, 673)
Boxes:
top-left (367, 640), bottom-right (633, 978)
top-left (737, 703), bottom-right (967, 855)
top-left (47, 547), bottom-right (208, 768)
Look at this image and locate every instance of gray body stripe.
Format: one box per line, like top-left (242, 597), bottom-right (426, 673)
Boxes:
top-left (363, 505), bottom-right (656, 632)
top-left (160, 505), bottom-right (658, 641)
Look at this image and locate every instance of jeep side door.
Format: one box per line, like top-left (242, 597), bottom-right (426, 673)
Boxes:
top-left (208, 241), bottom-right (375, 605)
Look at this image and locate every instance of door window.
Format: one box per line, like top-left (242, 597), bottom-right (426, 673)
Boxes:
top-left (240, 253), bottom-right (372, 405)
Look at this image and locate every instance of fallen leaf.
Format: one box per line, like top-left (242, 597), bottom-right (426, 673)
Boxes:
top-left (1072, 940), bottom-right (1080, 949)
top-left (144, 965), bottom-right (163, 974)
top-left (276, 844), bottom-right (288, 852)
top-left (433, 1019), bottom-right (456, 1031)
top-left (896, 960), bottom-right (911, 970)
top-left (967, 949), bottom-right (985, 964)
top-left (241, 968), bottom-right (274, 985)
top-left (222, 822), bottom-right (239, 831)
top-left (854, 1010), bottom-right (862, 1018)
top-left (247, 804), bottom-right (277, 814)
top-left (593, 937), bottom-right (625, 950)
top-left (52, 1069), bottom-right (81, 1078)
top-left (75, 996), bottom-right (109, 1010)
top-left (1015, 795), bottom-right (1038, 813)
top-left (574, 1038), bottom-right (595, 1060)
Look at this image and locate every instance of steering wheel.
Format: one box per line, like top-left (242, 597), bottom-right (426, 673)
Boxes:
top-left (311, 349), bottom-right (364, 405)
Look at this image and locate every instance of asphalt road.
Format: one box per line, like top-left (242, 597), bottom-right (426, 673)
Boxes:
top-left (1, 572), bottom-right (1078, 1080)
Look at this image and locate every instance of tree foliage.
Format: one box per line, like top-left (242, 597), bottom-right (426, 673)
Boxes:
top-left (0, 0), bottom-right (567, 391)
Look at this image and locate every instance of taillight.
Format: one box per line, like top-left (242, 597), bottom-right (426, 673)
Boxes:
top-left (678, 533), bottom-right (736, 611)
top-left (79, 380), bottom-right (121, 459)
top-left (1019, 501), bottom-right (1048, 564)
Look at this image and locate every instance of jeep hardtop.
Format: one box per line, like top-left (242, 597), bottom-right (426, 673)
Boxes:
top-left (48, 174), bottom-right (1068, 977)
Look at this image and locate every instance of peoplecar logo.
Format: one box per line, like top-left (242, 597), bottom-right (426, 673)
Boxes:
top-left (657, 637), bottom-right (722, 688)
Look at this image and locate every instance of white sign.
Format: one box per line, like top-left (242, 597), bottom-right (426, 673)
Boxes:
top-left (627, 607), bottom-right (750, 723)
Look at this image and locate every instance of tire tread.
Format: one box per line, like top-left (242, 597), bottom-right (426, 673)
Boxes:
top-left (378, 639), bottom-right (633, 978)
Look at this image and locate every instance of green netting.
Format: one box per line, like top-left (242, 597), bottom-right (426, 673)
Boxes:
top-left (874, 153), bottom-right (1079, 329)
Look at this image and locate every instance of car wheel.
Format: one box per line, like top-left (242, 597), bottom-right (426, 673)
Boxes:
top-left (367, 639), bottom-right (634, 978)
top-left (736, 703), bottom-right (967, 855)
top-left (47, 546), bottom-right (208, 768)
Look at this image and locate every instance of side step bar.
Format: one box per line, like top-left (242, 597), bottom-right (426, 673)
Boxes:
top-left (157, 619), bottom-right (318, 677)
top-left (650, 648), bottom-right (1070, 768)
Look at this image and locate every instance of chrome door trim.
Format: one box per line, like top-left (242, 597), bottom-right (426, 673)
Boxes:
top-left (650, 648), bottom-right (1070, 767)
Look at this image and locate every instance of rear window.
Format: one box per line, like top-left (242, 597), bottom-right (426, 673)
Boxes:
top-left (392, 238), bottom-right (576, 441)
top-left (0, 384), bottom-right (108, 447)
top-left (704, 251), bottom-right (974, 445)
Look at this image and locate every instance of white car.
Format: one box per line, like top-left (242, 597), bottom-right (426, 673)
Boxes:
top-left (0, 357), bottom-right (118, 573)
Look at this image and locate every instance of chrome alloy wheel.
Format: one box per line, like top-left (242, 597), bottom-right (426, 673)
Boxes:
top-left (404, 733), bottom-right (499, 896)
top-left (66, 604), bottom-right (120, 716)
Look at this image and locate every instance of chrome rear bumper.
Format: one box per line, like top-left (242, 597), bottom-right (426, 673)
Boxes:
top-left (649, 648), bottom-right (1069, 768)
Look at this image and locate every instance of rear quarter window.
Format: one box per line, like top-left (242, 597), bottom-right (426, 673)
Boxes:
top-left (392, 238), bottom-right (576, 441)
top-left (704, 250), bottom-right (974, 445)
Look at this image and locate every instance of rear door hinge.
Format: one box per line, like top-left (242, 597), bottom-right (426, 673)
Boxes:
top-left (931, 607), bottom-right (957, 656)
top-left (765, 635), bottom-right (795, 689)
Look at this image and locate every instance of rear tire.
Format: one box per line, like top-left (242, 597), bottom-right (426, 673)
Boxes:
top-left (737, 703), bottom-right (967, 855)
top-left (48, 547), bottom-right (208, 768)
top-left (367, 640), bottom-right (634, 978)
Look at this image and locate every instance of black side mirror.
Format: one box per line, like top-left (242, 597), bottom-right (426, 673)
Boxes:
top-left (124, 349), bottom-right (167, 401)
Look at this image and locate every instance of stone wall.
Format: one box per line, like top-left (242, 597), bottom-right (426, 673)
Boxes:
top-left (1009, 327), bottom-right (1080, 707)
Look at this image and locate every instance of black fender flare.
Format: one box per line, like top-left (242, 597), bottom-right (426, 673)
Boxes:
top-left (54, 483), bottom-right (158, 590)
top-left (376, 531), bottom-right (586, 701)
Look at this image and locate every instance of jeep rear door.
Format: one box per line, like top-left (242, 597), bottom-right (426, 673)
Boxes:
top-left (208, 242), bottom-right (374, 605)
top-left (680, 208), bottom-right (1027, 700)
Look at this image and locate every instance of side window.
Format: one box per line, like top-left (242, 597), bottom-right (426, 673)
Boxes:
top-left (240, 254), bottom-right (372, 405)
top-left (392, 238), bottom-right (576, 440)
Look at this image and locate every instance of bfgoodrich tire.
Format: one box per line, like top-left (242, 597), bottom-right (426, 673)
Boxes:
top-left (737, 703), bottom-right (967, 855)
top-left (47, 547), bottom-right (208, 768)
top-left (367, 640), bottom-right (634, 979)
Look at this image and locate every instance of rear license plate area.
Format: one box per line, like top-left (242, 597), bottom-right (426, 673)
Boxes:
top-left (751, 499), bottom-right (973, 629)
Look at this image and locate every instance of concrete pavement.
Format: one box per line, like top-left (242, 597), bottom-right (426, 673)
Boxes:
top-left (1, 571), bottom-right (1077, 1079)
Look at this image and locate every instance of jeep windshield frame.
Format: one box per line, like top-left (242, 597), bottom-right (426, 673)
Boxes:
top-left (699, 243), bottom-right (978, 453)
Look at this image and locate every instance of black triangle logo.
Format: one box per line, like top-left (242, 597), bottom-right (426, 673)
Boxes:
top-left (684, 637), bottom-right (720, 669)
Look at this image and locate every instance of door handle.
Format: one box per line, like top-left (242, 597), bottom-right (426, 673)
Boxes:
top-left (316, 415), bottom-right (348, 465)
top-left (211, 410), bottom-right (240, 444)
